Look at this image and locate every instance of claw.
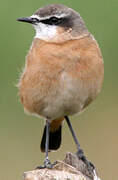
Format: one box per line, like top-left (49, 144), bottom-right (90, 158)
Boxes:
top-left (76, 149), bottom-right (95, 173)
top-left (36, 159), bottom-right (57, 169)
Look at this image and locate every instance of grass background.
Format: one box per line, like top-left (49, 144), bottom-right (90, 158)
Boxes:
top-left (0, 0), bottom-right (118, 180)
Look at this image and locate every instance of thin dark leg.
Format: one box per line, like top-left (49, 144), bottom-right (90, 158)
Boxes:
top-left (65, 116), bottom-right (81, 151)
top-left (65, 116), bottom-right (94, 171)
top-left (45, 121), bottom-right (50, 159)
top-left (36, 120), bottom-right (57, 169)
top-left (43, 120), bottom-right (51, 167)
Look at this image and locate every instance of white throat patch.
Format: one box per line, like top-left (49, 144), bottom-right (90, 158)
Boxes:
top-left (33, 22), bottom-right (57, 41)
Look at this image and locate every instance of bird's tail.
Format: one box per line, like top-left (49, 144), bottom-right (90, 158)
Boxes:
top-left (40, 117), bottom-right (64, 152)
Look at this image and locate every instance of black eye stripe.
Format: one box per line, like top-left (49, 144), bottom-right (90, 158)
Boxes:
top-left (40, 16), bottom-right (62, 25)
top-left (32, 17), bottom-right (40, 23)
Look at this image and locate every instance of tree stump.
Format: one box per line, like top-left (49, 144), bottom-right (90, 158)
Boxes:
top-left (23, 152), bottom-right (101, 180)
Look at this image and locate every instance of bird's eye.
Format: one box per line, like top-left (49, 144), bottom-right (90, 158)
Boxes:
top-left (41, 16), bottom-right (61, 25)
top-left (49, 17), bottom-right (60, 25)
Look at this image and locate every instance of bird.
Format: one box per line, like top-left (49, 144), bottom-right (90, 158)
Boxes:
top-left (17, 4), bottom-right (104, 170)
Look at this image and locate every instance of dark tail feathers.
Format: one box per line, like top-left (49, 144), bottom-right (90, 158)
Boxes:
top-left (40, 125), bottom-right (62, 152)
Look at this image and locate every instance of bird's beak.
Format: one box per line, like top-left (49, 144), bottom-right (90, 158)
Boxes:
top-left (17, 17), bottom-right (39, 24)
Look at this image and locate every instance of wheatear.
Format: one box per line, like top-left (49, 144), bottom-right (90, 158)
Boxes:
top-left (17, 4), bottom-right (104, 171)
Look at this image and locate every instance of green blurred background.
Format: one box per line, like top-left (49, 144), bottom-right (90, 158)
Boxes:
top-left (0, 0), bottom-right (117, 180)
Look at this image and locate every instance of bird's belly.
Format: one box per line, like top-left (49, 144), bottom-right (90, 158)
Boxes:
top-left (19, 69), bottom-right (102, 120)
top-left (36, 72), bottom-right (101, 120)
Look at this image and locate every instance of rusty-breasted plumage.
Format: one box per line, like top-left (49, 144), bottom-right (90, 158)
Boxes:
top-left (17, 4), bottom-right (104, 163)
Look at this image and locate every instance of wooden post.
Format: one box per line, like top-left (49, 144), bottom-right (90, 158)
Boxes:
top-left (23, 152), bottom-right (101, 180)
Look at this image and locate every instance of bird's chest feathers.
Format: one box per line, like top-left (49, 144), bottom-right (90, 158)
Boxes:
top-left (26, 39), bottom-right (80, 78)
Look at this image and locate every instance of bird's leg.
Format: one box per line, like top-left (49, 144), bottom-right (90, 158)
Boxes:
top-left (36, 120), bottom-right (56, 169)
top-left (65, 116), bottom-right (95, 172)
top-left (43, 120), bottom-right (52, 168)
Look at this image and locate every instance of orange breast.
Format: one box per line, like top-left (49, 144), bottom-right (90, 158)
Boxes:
top-left (18, 35), bottom-right (104, 119)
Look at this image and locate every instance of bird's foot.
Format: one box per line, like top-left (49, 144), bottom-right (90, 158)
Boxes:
top-left (76, 149), bottom-right (95, 173)
top-left (36, 158), bottom-right (57, 169)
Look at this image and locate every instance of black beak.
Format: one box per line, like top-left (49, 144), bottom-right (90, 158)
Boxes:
top-left (17, 17), bottom-right (39, 24)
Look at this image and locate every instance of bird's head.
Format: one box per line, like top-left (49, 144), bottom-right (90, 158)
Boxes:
top-left (17, 4), bottom-right (89, 43)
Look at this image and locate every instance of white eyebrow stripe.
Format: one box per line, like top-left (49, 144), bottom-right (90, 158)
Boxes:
top-left (31, 13), bottom-right (68, 21)
top-left (31, 14), bottom-right (40, 19)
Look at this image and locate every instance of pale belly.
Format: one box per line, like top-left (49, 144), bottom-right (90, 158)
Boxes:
top-left (19, 70), bottom-right (102, 120)
top-left (18, 37), bottom-right (104, 120)
top-left (39, 72), bottom-right (101, 119)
